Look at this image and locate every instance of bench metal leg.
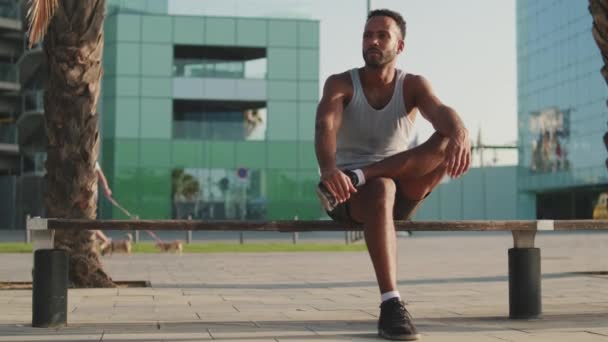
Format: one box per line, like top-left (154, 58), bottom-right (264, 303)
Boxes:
top-left (509, 231), bottom-right (542, 319)
top-left (32, 249), bottom-right (68, 327)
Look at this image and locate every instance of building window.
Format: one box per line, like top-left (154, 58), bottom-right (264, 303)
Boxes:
top-left (172, 167), bottom-right (266, 220)
top-left (173, 100), bottom-right (266, 141)
top-left (173, 45), bottom-right (266, 79)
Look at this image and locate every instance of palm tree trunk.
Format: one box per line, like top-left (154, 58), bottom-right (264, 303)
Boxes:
top-left (44, 0), bottom-right (114, 287)
top-left (589, 0), bottom-right (608, 170)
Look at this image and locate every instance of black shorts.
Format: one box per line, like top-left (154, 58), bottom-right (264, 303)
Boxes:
top-left (327, 190), bottom-right (426, 224)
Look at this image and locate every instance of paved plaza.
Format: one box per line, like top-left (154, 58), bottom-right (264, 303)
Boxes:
top-left (0, 232), bottom-right (607, 341)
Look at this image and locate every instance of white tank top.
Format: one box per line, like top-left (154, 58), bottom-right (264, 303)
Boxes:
top-left (336, 68), bottom-right (415, 170)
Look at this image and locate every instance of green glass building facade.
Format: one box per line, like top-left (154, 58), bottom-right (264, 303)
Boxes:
top-left (516, 1), bottom-right (608, 219)
top-left (100, 5), bottom-right (322, 221)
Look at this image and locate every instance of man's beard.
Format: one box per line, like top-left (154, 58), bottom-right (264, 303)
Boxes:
top-left (362, 49), bottom-right (396, 68)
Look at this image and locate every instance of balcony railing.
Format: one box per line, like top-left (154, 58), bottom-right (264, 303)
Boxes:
top-left (173, 58), bottom-right (267, 79)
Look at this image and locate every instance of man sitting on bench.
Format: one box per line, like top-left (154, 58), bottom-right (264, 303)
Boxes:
top-left (314, 9), bottom-right (471, 341)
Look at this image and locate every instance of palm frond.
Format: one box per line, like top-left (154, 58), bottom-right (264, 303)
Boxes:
top-left (27, 0), bottom-right (59, 48)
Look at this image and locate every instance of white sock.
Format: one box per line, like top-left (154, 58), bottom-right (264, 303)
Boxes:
top-left (352, 169), bottom-right (366, 186)
top-left (381, 290), bottom-right (401, 302)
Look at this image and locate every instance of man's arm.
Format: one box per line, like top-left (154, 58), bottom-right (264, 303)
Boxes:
top-left (315, 74), bottom-right (356, 203)
top-left (412, 75), bottom-right (471, 178)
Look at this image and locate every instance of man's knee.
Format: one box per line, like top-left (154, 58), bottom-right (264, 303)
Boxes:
top-left (348, 178), bottom-right (397, 223)
top-left (366, 177), bottom-right (397, 210)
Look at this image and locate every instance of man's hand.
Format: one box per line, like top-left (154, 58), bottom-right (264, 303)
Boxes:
top-left (320, 168), bottom-right (357, 203)
top-left (445, 129), bottom-right (471, 178)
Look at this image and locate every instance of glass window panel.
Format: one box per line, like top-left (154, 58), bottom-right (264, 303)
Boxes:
top-left (138, 168), bottom-right (172, 219)
top-left (116, 42), bottom-right (140, 76)
top-left (235, 142), bottom-right (266, 168)
top-left (141, 77), bottom-right (171, 97)
top-left (298, 102), bottom-right (316, 141)
top-left (267, 48), bottom-right (297, 80)
top-left (206, 18), bottom-right (236, 45)
top-left (172, 140), bottom-right (202, 168)
top-left (174, 16), bottom-right (205, 44)
top-left (141, 43), bottom-right (172, 76)
top-left (298, 141), bottom-right (317, 169)
top-left (268, 80), bottom-right (297, 100)
top-left (267, 141), bottom-right (297, 169)
top-left (237, 18), bottom-right (267, 46)
top-left (114, 138), bottom-right (139, 166)
top-left (297, 169), bottom-right (319, 201)
top-left (267, 169), bottom-right (297, 200)
top-left (298, 81), bottom-right (319, 101)
top-left (142, 16), bottom-right (172, 43)
top-left (171, 167), bottom-right (266, 220)
top-left (173, 100), bottom-right (266, 141)
top-left (116, 14), bottom-right (141, 42)
top-left (298, 21), bottom-right (319, 48)
top-left (103, 43), bottom-right (117, 74)
top-left (268, 20), bottom-right (297, 47)
top-left (208, 141), bottom-right (236, 167)
top-left (267, 101), bottom-right (297, 141)
top-left (141, 98), bottom-right (171, 138)
top-left (114, 97), bottom-right (140, 138)
top-left (139, 139), bottom-right (171, 167)
top-left (298, 49), bottom-right (318, 81)
top-left (115, 77), bottom-right (140, 97)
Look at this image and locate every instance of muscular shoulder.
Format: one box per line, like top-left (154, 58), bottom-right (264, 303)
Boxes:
top-left (403, 73), bottom-right (432, 109)
top-left (403, 73), bottom-right (429, 93)
top-left (321, 71), bottom-right (354, 105)
top-left (324, 71), bottom-right (353, 95)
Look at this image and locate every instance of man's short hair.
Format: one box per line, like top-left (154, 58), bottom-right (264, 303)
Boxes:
top-left (367, 9), bottom-right (406, 39)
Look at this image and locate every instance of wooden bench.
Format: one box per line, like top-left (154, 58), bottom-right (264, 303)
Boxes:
top-left (26, 217), bottom-right (608, 327)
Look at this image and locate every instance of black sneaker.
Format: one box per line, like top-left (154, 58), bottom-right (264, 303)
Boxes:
top-left (316, 170), bottom-right (361, 211)
top-left (378, 298), bottom-right (420, 341)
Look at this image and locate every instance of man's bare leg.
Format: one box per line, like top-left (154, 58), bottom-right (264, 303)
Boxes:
top-left (344, 133), bottom-right (451, 295)
top-left (348, 177), bottom-right (399, 294)
top-left (360, 132), bottom-right (450, 182)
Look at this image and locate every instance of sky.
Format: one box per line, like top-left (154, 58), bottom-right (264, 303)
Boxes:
top-left (169, 0), bottom-right (517, 163)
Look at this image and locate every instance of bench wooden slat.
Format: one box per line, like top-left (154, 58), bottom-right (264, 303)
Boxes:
top-left (44, 219), bottom-right (608, 232)
top-left (553, 220), bottom-right (608, 230)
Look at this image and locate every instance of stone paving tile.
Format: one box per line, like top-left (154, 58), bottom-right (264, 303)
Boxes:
top-left (100, 332), bottom-right (212, 341)
top-left (517, 332), bottom-right (608, 341)
top-left (0, 334), bottom-right (102, 342)
top-left (209, 329), bottom-right (317, 340)
top-left (282, 309), bottom-right (377, 321)
top-left (196, 312), bottom-right (290, 322)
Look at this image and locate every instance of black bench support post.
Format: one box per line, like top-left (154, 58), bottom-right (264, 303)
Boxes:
top-left (508, 247), bottom-right (541, 319)
top-left (32, 249), bottom-right (69, 328)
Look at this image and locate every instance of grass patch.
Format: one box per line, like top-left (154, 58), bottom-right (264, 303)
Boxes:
top-left (0, 242), bottom-right (367, 254)
top-left (0, 243), bottom-right (33, 253)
